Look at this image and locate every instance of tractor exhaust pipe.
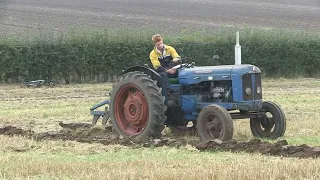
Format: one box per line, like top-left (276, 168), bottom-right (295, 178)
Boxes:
top-left (235, 31), bottom-right (241, 65)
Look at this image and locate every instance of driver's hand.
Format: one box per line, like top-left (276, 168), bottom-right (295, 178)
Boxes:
top-left (166, 68), bottom-right (176, 74)
top-left (172, 58), bottom-right (181, 64)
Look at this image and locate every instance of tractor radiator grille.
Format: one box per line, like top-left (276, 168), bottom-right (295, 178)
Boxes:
top-left (242, 74), bottom-right (253, 100)
top-left (242, 73), bottom-right (262, 100)
top-left (254, 73), bottom-right (262, 99)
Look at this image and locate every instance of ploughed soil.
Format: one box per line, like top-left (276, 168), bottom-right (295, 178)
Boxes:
top-left (1, 123), bottom-right (320, 159)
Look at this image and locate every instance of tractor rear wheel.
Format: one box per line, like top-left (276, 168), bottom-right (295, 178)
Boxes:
top-left (250, 101), bottom-right (286, 139)
top-left (196, 104), bottom-right (234, 142)
top-left (109, 71), bottom-right (167, 139)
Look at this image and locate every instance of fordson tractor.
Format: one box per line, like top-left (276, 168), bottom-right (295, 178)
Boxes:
top-left (90, 60), bottom-right (286, 142)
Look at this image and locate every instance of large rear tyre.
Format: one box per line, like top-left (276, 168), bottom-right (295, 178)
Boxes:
top-left (109, 71), bottom-right (167, 138)
top-left (197, 104), bottom-right (234, 142)
top-left (250, 101), bottom-right (286, 139)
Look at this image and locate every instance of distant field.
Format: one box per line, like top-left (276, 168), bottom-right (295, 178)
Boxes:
top-left (0, 78), bottom-right (320, 179)
top-left (1, 0), bottom-right (319, 38)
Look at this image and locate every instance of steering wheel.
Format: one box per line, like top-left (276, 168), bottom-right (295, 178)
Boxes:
top-left (171, 57), bottom-right (195, 70)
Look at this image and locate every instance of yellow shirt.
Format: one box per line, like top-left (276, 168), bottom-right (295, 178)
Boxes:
top-left (149, 45), bottom-right (180, 72)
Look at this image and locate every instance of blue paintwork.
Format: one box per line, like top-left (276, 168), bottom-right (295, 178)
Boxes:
top-left (180, 94), bottom-right (263, 121)
top-left (178, 65), bottom-right (232, 85)
top-left (90, 100), bottom-right (109, 116)
top-left (91, 64), bottom-right (263, 123)
top-left (170, 84), bottom-right (182, 92)
top-left (178, 64), bottom-right (261, 103)
top-left (176, 64), bottom-right (262, 122)
top-left (178, 64), bottom-right (259, 85)
top-left (230, 65), bottom-right (260, 102)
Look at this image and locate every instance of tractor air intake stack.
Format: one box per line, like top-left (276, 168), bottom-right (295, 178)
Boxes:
top-left (235, 31), bottom-right (241, 65)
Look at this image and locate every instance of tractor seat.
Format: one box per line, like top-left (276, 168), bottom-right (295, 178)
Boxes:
top-left (169, 78), bottom-right (179, 84)
top-left (148, 64), bottom-right (179, 84)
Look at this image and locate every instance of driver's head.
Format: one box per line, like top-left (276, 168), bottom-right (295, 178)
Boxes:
top-left (152, 34), bottom-right (164, 50)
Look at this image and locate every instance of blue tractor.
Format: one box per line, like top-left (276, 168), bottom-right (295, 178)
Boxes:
top-left (90, 60), bottom-right (286, 141)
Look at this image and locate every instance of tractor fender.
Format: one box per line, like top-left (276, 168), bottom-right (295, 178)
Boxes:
top-left (122, 65), bottom-right (165, 95)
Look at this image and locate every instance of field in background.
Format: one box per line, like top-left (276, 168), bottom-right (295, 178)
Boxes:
top-left (0, 78), bottom-right (320, 179)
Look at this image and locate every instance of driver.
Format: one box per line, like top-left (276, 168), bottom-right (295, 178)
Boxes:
top-left (149, 34), bottom-right (181, 93)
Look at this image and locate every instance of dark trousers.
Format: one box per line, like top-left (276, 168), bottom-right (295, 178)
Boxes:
top-left (158, 71), bottom-right (177, 90)
top-left (158, 71), bottom-right (177, 106)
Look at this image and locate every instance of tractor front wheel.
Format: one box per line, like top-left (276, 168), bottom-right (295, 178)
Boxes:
top-left (250, 101), bottom-right (286, 139)
top-left (109, 71), bottom-right (167, 138)
top-left (196, 104), bottom-right (234, 142)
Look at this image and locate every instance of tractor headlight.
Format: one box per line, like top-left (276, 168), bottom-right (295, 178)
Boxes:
top-left (256, 86), bottom-right (262, 94)
top-left (245, 87), bottom-right (252, 95)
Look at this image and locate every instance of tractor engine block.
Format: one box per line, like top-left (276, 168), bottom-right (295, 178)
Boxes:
top-left (184, 81), bottom-right (232, 103)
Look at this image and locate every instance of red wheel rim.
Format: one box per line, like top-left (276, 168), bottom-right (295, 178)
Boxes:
top-left (114, 84), bottom-right (149, 135)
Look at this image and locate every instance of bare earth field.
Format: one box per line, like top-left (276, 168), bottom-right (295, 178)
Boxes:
top-left (0, 0), bottom-right (319, 37)
top-left (0, 78), bottom-right (320, 179)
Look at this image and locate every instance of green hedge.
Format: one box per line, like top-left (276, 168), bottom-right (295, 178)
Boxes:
top-left (0, 28), bottom-right (319, 83)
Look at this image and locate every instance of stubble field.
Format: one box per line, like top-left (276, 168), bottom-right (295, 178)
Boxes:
top-left (0, 78), bottom-right (320, 179)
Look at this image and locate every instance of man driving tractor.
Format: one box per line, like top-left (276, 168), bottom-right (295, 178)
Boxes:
top-left (149, 34), bottom-right (181, 94)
